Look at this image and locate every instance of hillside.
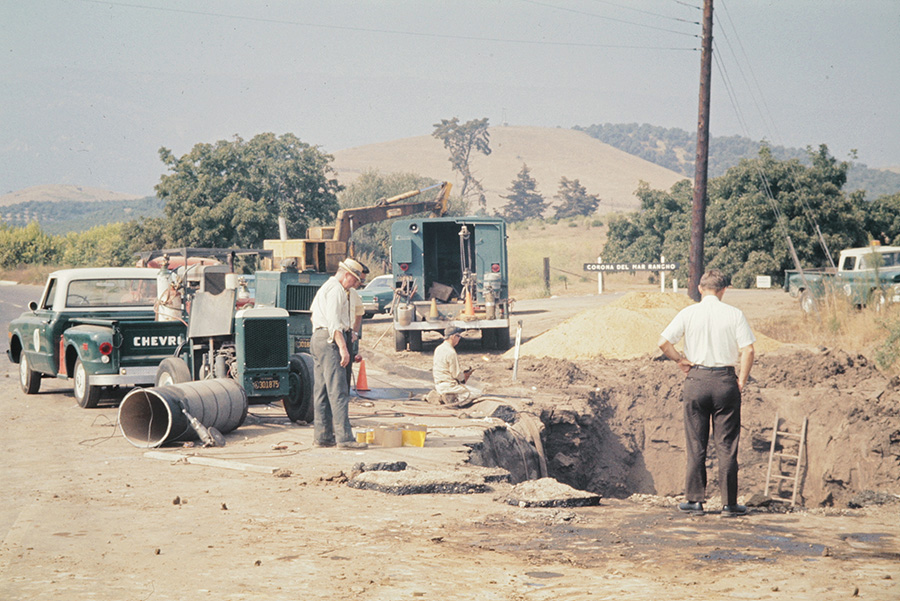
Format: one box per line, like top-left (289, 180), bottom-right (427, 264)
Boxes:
top-left (0, 184), bottom-right (142, 207)
top-left (578, 122), bottom-right (900, 199)
top-left (330, 126), bottom-right (686, 213)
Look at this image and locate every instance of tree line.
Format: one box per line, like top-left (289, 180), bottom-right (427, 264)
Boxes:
top-left (576, 122), bottom-right (900, 200)
top-left (602, 145), bottom-right (900, 288)
top-left (1, 197), bottom-right (164, 235)
top-left (3, 123), bottom-right (899, 291)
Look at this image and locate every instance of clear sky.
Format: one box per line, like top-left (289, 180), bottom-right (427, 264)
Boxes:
top-left (2, 0), bottom-right (898, 197)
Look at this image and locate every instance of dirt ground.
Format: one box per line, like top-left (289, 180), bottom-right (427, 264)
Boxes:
top-left (1, 288), bottom-right (898, 600)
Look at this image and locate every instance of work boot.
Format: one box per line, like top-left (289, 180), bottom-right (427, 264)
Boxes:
top-left (338, 441), bottom-right (367, 450)
top-left (721, 504), bottom-right (748, 517)
top-left (678, 501), bottom-right (704, 513)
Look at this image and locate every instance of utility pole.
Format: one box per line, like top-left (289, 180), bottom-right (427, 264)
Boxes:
top-left (688, 0), bottom-right (714, 302)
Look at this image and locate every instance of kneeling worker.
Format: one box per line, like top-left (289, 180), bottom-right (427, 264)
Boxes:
top-left (433, 326), bottom-right (474, 406)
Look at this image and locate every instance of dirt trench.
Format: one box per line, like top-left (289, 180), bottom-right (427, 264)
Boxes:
top-left (468, 350), bottom-right (900, 508)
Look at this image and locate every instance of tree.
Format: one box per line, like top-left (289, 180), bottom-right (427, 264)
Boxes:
top-left (705, 145), bottom-right (867, 287)
top-left (60, 223), bottom-right (134, 267)
top-left (432, 117), bottom-right (491, 211)
top-left (864, 192), bottom-right (900, 245)
top-left (497, 164), bottom-right (547, 222)
top-left (0, 222), bottom-right (58, 268)
top-left (602, 145), bottom-right (874, 288)
top-left (153, 133), bottom-right (341, 248)
top-left (602, 179), bottom-right (693, 282)
top-left (553, 177), bottom-right (601, 219)
top-left (338, 170), bottom-right (443, 269)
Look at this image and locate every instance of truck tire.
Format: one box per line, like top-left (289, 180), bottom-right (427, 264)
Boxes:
top-left (73, 358), bottom-right (101, 408)
top-left (799, 290), bottom-right (817, 315)
top-left (156, 357), bottom-right (192, 386)
top-left (408, 330), bottom-right (423, 352)
top-left (285, 353), bottom-right (315, 423)
top-left (495, 326), bottom-right (511, 351)
top-left (394, 329), bottom-right (408, 352)
top-left (868, 288), bottom-right (889, 312)
top-left (19, 353), bottom-right (41, 395)
top-left (481, 328), bottom-right (496, 350)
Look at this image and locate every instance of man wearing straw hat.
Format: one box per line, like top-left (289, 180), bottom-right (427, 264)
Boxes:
top-left (310, 257), bottom-right (368, 449)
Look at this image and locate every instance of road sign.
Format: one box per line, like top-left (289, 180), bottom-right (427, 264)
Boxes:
top-left (584, 262), bottom-right (679, 272)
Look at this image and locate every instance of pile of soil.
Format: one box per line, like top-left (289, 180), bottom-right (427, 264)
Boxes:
top-left (508, 292), bottom-right (782, 360)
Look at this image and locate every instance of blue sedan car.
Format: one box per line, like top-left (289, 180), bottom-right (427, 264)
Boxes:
top-left (359, 275), bottom-right (395, 318)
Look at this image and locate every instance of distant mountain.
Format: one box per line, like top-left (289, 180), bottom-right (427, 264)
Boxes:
top-left (0, 184), bottom-right (142, 207)
top-left (331, 126), bottom-right (686, 213)
top-left (0, 185), bottom-right (163, 235)
top-left (576, 123), bottom-right (900, 200)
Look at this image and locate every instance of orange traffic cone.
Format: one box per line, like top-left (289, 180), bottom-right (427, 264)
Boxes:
top-left (355, 358), bottom-right (370, 391)
top-left (464, 288), bottom-right (475, 316)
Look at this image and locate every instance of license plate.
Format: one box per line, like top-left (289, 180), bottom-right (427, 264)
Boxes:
top-left (251, 377), bottom-right (280, 391)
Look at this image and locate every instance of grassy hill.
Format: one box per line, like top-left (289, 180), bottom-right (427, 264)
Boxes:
top-left (0, 184), bottom-right (142, 207)
top-left (331, 126), bottom-right (686, 214)
top-left (578, 123), bottom-right (900, 200)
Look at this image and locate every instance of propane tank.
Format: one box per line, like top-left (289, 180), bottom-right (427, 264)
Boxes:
top-left (484, 273), bottom-right (501, 320)
top-left (397, 304), bottom-right (414, 326)
top-left (484, 286), bottom-right (496, 320)
top-left (155, 265), bottom-right (183, 322)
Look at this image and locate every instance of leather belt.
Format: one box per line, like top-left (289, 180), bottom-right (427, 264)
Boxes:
top-left (692, 365), bottom-right (735, 372)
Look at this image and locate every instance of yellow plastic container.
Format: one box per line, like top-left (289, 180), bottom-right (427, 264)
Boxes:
top-left (356, 429), bottom-right (375, 444)
top-left (401, 425), bottom-right (428, 447)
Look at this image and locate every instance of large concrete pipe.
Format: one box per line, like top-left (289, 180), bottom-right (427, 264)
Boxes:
top-left (119, 379), bottom-right (248, 448)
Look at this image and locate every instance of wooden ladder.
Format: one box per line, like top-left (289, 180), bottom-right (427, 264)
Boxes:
top-left (764, 413), bottom-right (808, 506)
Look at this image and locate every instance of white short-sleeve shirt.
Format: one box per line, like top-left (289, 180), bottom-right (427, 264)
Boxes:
top-left (660, 295), bottom-right (756, 368)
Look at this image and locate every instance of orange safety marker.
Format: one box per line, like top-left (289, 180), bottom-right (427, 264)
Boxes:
top-left (464, 289), bottom-right (475, 316)
top-left (355, 358), bottom-right (370, 391)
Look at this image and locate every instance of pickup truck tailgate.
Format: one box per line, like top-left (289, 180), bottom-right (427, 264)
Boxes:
top-left (116, 320), bottom-right (187, 365)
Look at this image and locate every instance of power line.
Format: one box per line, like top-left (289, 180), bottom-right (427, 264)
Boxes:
top-left (79, 0), bottom-right (697, 51)
top-left (582, 0), bottom-right (700, 26)
top-left (518, 0), bottom-right (700, 37)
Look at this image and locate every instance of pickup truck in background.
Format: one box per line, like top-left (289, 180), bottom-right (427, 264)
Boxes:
top-left (784, 244), bottom-right (900, 313)
top-left (7, 267), bottom-right (186, 408)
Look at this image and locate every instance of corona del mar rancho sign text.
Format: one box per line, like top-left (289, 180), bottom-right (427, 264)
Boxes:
top-left (584, 262), bottom-right (679, 272)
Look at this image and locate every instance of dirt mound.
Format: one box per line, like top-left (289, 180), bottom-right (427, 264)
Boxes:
top-left (509, 292), bottom-right (782, 361)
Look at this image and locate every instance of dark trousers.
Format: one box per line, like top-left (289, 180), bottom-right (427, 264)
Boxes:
top-left (682, 367), bottom-right (741, 506)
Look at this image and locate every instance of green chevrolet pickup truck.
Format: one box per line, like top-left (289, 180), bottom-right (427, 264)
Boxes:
top-left (784, 244), bottom-right (900, 313)
top-left (7, 267), bottom-right (186, 407)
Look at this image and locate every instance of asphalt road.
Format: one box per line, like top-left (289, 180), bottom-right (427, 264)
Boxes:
top-left (0, 282), bottom-right (43, 338)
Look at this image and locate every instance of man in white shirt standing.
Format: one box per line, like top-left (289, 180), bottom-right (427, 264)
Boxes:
top-left (433, 326), bottom-right (474, 406)
top-left (658, 269), bottom-right (756, 517)
top-left (310, 258), bottom-right (368, 449)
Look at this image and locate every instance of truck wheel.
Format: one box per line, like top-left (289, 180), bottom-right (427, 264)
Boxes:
top-left (408, 330), bottom-right (423, 352)
top-left (285, 353), bottom-right (315, 423)
top-left (495, 326), bottom-right (511, 351)
top-left (156, 357), bottom-right (192, 386)
top-left (799, 290), bottom-right (817, 315)
top-left (73, 358), bottom-right (101, 408)
top-left (394, 329), bottom-right (408, 352)
top-left (19, 353), bottom-right (41, 395)
top-left (481, 328), bottom-right (497, 350)
top-left (868, 289), bottom-right (889, 312)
